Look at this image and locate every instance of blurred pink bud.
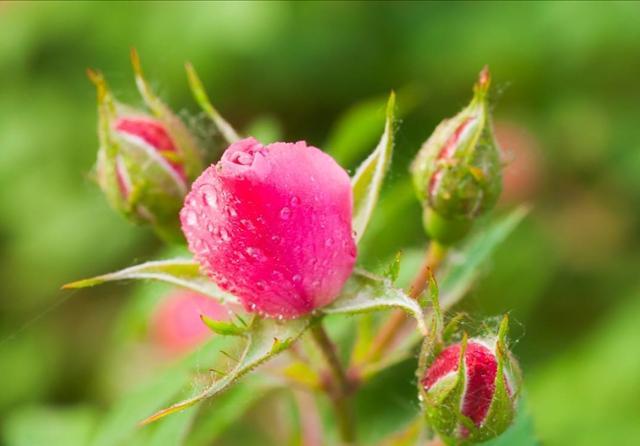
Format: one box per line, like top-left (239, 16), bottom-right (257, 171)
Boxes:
top-left (495, 121), bottom-right (542, 204)
top-left (180, 137), bottom-right (356, 319)
top-left (152, 290), bottom-right (229, 356)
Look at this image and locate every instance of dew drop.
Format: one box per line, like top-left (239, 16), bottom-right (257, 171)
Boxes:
top-left (186, 211), bottom-right (198, 226)
top-left (292, 274), bottom-right (302, 283)
top-left (279, 207), bottom-right (291, 220)
top-left (290, 196), bottom-right (300, 206)
top-left (202, 189), bottom-right (218, 210)
top-left (271, 235), bottom-right (281, 243)
top-left (240, 219), bottom-right (255, 230)
top-left (324, 238), bottom-right (334, 247)
top-left (220, 228), bottom-right (231, 242)
top-left (227, 207), bottom-right (238, 218)
top-left (256, 281), bottom-right (268, 291)
top-left (206, 223), bottom-right (214, 233)
top-left (246, 247), bottom-right (265, 261)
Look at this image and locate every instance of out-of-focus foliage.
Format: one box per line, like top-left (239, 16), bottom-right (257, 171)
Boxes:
top-left (1, 2), bottom-right (640, 445)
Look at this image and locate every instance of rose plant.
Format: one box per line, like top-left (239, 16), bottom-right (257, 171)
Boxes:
top-left (65, 52), bottom-right (532, 445)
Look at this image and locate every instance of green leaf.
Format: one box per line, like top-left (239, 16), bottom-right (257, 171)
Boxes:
top-left (90, 336), bottom-right (234, 446)
top-left (439, 206), bottom-right (530, 310)
top-left (140, 316), bottom-right (311, 424)
top-left (185, 62), bottom-right (241, 145)
top-left (63, 258), bottom-right (238, 305)
top-left (350, 92), bottom-right (396, 243)
top-left (3, 406), bottom-right (97, 446)
top-left (322, 269), bottom-right (427, 335)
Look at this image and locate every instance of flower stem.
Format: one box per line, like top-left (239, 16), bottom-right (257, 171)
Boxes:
top-left (363, 241), bottom-right (447, 363)
top-left (310, 322), bottom-right (356, 445)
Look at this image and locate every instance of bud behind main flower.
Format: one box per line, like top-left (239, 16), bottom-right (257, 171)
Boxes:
top-left (89, 68), bottom-right (203, 241)
top-left (411, 67), bottom-right (502, 245)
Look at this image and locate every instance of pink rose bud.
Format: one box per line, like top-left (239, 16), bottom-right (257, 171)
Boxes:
top-left (151, 290), bottom-right (229, 356)
top-left (180, 137), bottom-right (357, 319)
top-left (421, 338), bottom-right (520, 443)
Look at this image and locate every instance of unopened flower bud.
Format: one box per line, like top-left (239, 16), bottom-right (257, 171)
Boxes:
top-left (411, 67), bottom-right (502, 245)
top-left (420, 328), bottom-right (520, 444)
top-left (180, 137), bottom-right (357, 319)
top-left (89, 67), bottom-right (202, 241)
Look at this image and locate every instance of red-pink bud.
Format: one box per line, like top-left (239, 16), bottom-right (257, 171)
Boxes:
top-left (151, 290), bottom-right (228, 356)
top-left (180, 137), bottom-right (357, 319)
top-left (421, 338), bottom-right (519, 442)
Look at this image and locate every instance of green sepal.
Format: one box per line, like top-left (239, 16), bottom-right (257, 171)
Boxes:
top-left (351, 92), bottom-right (395, 243)
top-left (185, 62), bottom-right (241, 146)
top-left (423, 334), bottom-right (469, 440)
top-left (322, 268), bottom-right (428, 335)
top-left (130, 48), bottom-right (204, 181)
top-left (200, 315), bottom-right (248, 337)
top-left (475, 316), bottom-right (518, 442)
top-left (383, 251), bottom-right (402, 283)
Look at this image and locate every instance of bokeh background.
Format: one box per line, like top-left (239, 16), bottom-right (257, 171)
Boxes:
top-left (2, 1), bottom-right (640, 445)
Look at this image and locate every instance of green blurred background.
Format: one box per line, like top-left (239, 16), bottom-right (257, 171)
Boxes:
top-left (1, 1), bottom-right (640, 445)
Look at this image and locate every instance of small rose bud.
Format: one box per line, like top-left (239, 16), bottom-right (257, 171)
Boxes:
top-left (411, 67), bottom-right (502, 245)
top-left (89, 65), bottom-right (203, 241)
top-left (180, 137), bottom-right (357, 319)
top-left (151, 290), bottom-right (229, 356)
top-left (420, 333), bottom-right (520, 444)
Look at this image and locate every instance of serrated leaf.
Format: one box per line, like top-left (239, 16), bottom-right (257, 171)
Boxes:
top-left (439, 206), bottom-right (530, 310)
top-left (322, 268), bottom-right (427, 335)
top-left (350, 92), bottom-right (396, 243)
top-left (63, 258), bottom-right (238, 305)
top-left (185, 62), bottom-right (241, 145)
top-left (140, 316), bottom-right (311, 424)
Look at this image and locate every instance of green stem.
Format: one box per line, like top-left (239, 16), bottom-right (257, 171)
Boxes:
top-left (310, 322), bottom-right (356, 445)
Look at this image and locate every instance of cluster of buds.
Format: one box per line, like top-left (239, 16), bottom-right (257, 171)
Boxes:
top-left (419, 315), bottom-right (521, 444)
top-left (89, 51), bottom-right (204, 241)
top-left (411, 67), bottom-right (502, 245)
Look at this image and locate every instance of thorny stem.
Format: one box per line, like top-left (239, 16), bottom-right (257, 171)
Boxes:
top-left (310, 322), bottom-right (356, 445)
top-left (363, 241), bottom-right (447, 364)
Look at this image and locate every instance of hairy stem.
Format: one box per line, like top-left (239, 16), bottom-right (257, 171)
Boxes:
top-left (363, 241), bottom-right (447, 363)
top-left (310, 322), bottom-right (356, 445)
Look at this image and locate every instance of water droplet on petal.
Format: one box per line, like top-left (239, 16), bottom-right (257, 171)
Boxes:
top-left (290, 196), bottom-right (300, 206)
top-left (202, 188), bottom-right (218, 210)
top-left (227, 207), bottom-right (238, 218)
top-left (240, 219), bottom-right (255, 230)
top-left (279, 207), bottom-right (291, 220)
top-left (186, 211), bottom-right (198, 226)
top-left (324, 238), bottom-right (334, 247)
top-left (246, 247), bottom-right (265, 261)
top-left (220, 228), bottom-right (231, 242)
top-left (292, 274), bottom-right (302, 283)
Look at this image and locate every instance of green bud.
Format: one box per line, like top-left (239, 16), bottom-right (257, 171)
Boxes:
top-left (88, 53), bottom-right (204, 241)
top-left (411, 67), bottom-right (502, 245)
